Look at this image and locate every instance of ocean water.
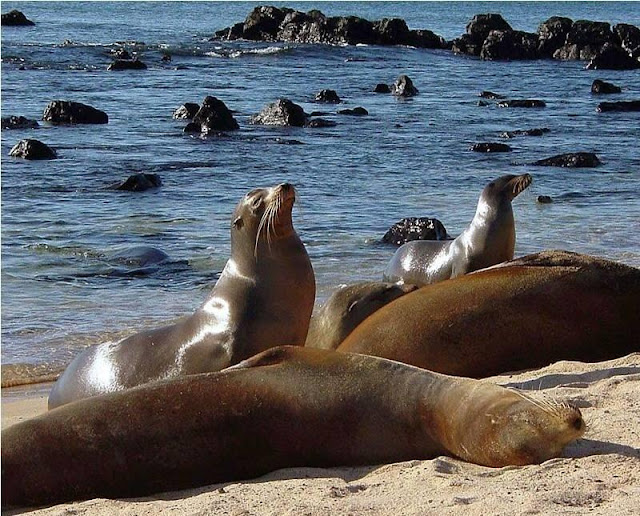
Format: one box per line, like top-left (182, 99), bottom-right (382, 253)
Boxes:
top-left (2, 2), bottom-right (639, 379)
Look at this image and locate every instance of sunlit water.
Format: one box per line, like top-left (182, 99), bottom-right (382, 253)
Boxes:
top-left (2, 2), bottom-right (639, 378)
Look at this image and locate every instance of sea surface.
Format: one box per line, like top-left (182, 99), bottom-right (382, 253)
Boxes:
top-left (2, 2), bottom-right (639, 381)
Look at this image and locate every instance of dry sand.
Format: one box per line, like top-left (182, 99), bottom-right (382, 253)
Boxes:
top-left (2, 353), bottom-right (639, 515)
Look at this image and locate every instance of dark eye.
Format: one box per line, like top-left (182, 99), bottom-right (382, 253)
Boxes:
top-left (233, 217), bottom-right (244, 229)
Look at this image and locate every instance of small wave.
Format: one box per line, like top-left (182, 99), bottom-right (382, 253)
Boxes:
top-left (26, 243), bottom-right (103, 259)
top-left (211, 45), bottom-right (292, 59)
top-left (1, 363), bottom-right (64, 388)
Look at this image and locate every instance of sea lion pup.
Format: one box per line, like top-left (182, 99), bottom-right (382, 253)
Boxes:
top-left (305, 282), bottom-right (418, 350)
top-left (384, 173), bottom-right (532, 286)
top-left (2, 346), bottom-right (585, 509)
top-left (48, 183), bottom-right (315, 409)
top-left (342, 250), bottom-right (640, 377)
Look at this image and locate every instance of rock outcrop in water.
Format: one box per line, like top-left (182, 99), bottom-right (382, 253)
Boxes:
top-left (498, 99), bottom-right (546, 108)
top-left (1, 9), bottom-right (35, 26)
top-left (1, 116), bottom-right (39, 130)
top-left (500, 128), bottom-right (550, 138)
top-left (451, 13), bottom-right (640, 66)
top-left (391, 75), bottom-right (418, 97)
top-left (173, 103), bottom-right (200, 119)
top-left (596, 100), bottom-right (640, 112)
top-left (9, 139), bottom-right (57, 160)
top-left (212, 6), bottom-right (447, 48)
top-left (43, 101), bottom-right (108, 124)
top-left (591, 79), bottom-right (622, 94)
top-left (471, 142), bottom-right (512, 153)
top-left (315, 90), bottom-right (341, 103)
top-left (250, 98), bottom-right (306, 126)
top-left (107, 58), bottom-right (148, 71)
top-left (109, 174), bottom-right (162, 192)
top-left (532, 152), bottom-right (601, 168)
top-left (382, 217), bottom-right (449, 246)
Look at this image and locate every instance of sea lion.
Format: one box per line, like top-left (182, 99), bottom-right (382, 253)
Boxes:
top-left (48, 183), bottom-right (315, 409)
top-left (305, 282), bottom-right (418, 350)
top-left (342, 250), bottom-right (640, 377)
top-left (2, 346), bottom-right (585, 509)
top-left (384, 174), bottom-right (531, 286)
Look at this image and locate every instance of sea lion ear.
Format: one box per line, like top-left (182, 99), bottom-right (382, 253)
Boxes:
top-left (233, 217), bottom-right (244, 229)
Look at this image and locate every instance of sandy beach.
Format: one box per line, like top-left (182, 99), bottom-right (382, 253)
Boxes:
top-left (2, 353), bottom-right (639, 515)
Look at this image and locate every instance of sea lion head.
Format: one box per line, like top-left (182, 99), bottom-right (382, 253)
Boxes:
top-left (230, 183), bottom-right (297, 258)
top-left (481, 173), bottom-right (532, 204)
top-left (454, 389), bottom-right (585, 467)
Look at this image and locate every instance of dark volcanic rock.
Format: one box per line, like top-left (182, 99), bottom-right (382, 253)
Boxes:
top-left (587, 43), bottom-right (640, 70)
top-left (2, 9), bottom-right (35, 26)
top-left (250, 98), bottom-right (306, 126)
top-left (451, 34), bottom-right (483, 56)
top-left (9, 139), bottom-right (56, 160)
top-left (500, 128), bottom-right (550, 138)
top-left (315, 89), bottom-right (341, 103)
top-left (374, 83), bottom-right (391, 93)
top-left (471, 142), bottom-right (512, 152)
top-left (391, 75), bottom-right (418, 97)
top-left (477, 100), bottom-right (490, 107)
top-left (42, 101), bottom-right (108, 124)
top-left (554, 20), bottom-right (614, 61)
top-left (192, 96), bottom-right (239, 133)
top-left (373, 18), bottom-right (410, 45)
top-left (2, 116), bottom-right (39, 129)
top-left (213, 6), bottom-right (446, 48)
top-left (107, 59), bottom-right (147, 71)
top-left (591, 79), bottom-right (622, 94)
top-left (173, 103), bottom-right (200, 119)
top-left (532, 152), bottom-right (601, 168)
top-left (596, 100), bottom-right (640, 112)
top-left (498, 99), bottom-right (546, 108)
top-left (382, 217), bottom-right (449, 246)
top-left (305, 118), bottom-right (336, 128)
top-left (110, 48), bottom-right (132, 60)
top-left (479, 91), bottom-right (506, 99)
top-left (480, 29), bottom-right (539, 60)
top-left (537, 195), bottom-right (553, 204)
top-left (243, 5), bottom-right (292, 41)
top-left (337, 107), bottom-right (368, 116)
top-left (537, 16), bottom-right (573, 57)
top-left (183, 122), bottom-right (201, 133)
top-left (110, 173), bottom-right (162, 192)
top-left (466, 13), bottom-right (512, 42)
top-left (614, 23), bottom-right (640, 58)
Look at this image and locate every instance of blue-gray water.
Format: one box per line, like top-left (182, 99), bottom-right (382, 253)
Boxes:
top-left (2, 2), bottom-right (640, 378)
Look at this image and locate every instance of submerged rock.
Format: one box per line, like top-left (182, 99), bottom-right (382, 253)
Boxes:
top-left (537, 195), bottom-right (553, 204)
top-left (9, 139), bottom-right (56, 160)
top-left (498, 99), bottom-right (546, 108)
top-left (374, 83), bottom-right (391, 93)
top-left (337, 107), bottom-right (368, 116)
top-left (305, 118), bottom-right (336, 128)
top-left (532, 152), bottom-right (601, 168)
top-left (1, 116), bottom-right (39, 129)
top-left (109, 173), bottom-right (162, 192)
top-left (42, 100), bottom-right (108, 124)
top-left (471, 142), bottom-right (512, 152)
top-left (500, 128), bottom-right (550, 138)
top-left (382, 217), bottom-right (449, 246)
top-left (591, 79), bottom-right (621, 94)
top-left (1, 9), bottom-right (35, 26)
top-left (596, 100), bottom-right (640, 112)
top-left (250, 98), bottom-right (306, 126)
top-left (479, 91), bottom-right (505, 99)
top-left (107, 59), bottom-right (147, 71)
top-left (315, 89), bottom-right (341, 103)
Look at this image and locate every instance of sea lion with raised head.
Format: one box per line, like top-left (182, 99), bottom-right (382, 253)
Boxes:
top-left (48, 183), bottom-right (315, 409)
top-left (384, 173), bottom-right (532, 286)
top-left (305, 282), bottom-right (418, 350)
top-left (2, 346), bottom-right (585, 509)
top-left (343, 251), bottom-right (640, 376)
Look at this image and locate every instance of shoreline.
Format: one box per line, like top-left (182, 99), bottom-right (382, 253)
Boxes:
top-left (2, 354), bottom-right (639, 515)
